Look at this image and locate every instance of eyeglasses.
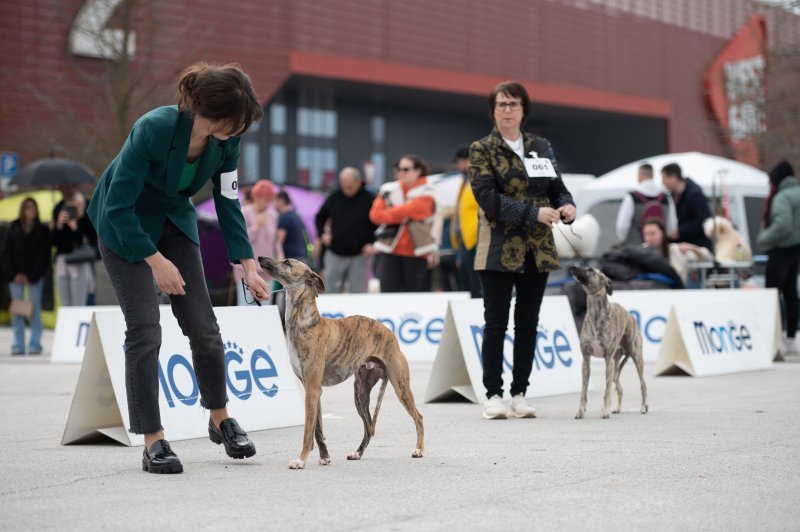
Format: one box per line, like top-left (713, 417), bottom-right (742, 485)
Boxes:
top-left (395, 167), bottom-right (416, 173)
top-left (495, 101), bottom-right (522, 111)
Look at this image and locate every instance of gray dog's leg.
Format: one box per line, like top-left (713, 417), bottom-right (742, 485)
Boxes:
top-left (315, 398), bottom-right (330, 465)
top-left (575, 355), bottom-right (590, 419)
top-left (602, 355), bottom-right (615, 419)
top-left (632, 334), bottom-right (649, 414)
top-left (613, 355), bottom-right (624, 414)
top-left (348, 365), bottom-right (383, 460)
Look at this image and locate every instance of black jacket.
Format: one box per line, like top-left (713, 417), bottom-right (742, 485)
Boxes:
top-left (52, 211), bottom-right (98, 257)
top-left (0, 220), bottom-right (51, 283)
top-left (674, 178), bottom-right (713, 251)
top-left (599, 244), bottom-right (683, 288)
top-left (315, 185), bottom-right (377, 256)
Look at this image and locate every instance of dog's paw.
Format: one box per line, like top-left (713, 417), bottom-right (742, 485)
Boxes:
top-left (641, 404), bottom-right (649, 414)
top-left (318, 457), bottom-right (331, 466)
top-left (346, 451), bottom-right (361, 461)
top-left (612, 408), bottom-right (620, 414)
top-left (288, 459), bottom-right (306, 469)
top-left (574, 410), bottom-right (585, 419)
top-left (601, 410), bottom-right (610, 419)
top-left (412, 448), bottom-right (423, 458)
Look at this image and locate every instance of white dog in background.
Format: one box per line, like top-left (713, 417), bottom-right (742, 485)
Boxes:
top-left (554, 214), bottom-right (600, 259)
top-left (703, 216), bottom-right (752, 263)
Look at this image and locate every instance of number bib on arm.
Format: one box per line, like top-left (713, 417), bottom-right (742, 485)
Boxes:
top-left (221, 169), bottom-right (239, 199)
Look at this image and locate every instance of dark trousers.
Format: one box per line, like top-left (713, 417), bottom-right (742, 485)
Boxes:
top-left (379, 254), bottom-right (430, 292)
top-left (99, 221), bottom-right (228, 434)
top-left (478, 252), bottom-right (549, 398)
top-left (766, 244), bottom-right (800, 338)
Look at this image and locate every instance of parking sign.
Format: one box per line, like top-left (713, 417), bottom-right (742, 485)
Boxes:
top-left (1, 152), bottom-right (18, 179)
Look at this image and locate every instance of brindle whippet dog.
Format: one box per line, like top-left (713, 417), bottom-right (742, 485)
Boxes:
top-left (258, 257), bottom-right (424, 469)
top-left (569, 265), bottom-right (648, 419)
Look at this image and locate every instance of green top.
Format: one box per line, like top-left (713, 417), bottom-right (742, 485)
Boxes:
top-left (178, 157), bottom-right (201, 192)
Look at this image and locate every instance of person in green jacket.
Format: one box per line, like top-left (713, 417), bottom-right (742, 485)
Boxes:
top-left (758, 160), bottom-right (800, 356)
top-left (88, 62), bottom-right (271, 474)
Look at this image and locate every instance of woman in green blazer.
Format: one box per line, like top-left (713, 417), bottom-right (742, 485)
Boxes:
top-left (88, 63), bottom-right (270, 474)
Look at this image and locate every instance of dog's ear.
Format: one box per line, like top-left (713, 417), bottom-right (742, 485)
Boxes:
top-left (605, 276), bottom-right (613, 295)
top-left (309, 270), bottom-right (326, 296)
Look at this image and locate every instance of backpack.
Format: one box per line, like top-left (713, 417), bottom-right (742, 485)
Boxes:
top-left (631, 190), bottom-right (667, 230)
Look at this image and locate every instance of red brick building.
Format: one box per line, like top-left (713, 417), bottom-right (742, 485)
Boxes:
top-left (1, 0), bottom-right (798, 188)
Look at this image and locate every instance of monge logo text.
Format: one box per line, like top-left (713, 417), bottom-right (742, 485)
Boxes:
top-left (692, 320), bottom-right (753, 355)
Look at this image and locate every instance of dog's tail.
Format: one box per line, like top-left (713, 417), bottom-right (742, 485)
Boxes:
top-left (619, 354), bottom-right (630, 370)
top-left (369, 377), bottom-right (389, 437)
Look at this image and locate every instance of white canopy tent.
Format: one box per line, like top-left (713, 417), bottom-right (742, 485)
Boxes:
top-left (573, 152), bottom-right (769, 256)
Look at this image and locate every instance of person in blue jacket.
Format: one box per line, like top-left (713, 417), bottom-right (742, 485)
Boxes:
top-left (88, 62), bottom-right (271, 474)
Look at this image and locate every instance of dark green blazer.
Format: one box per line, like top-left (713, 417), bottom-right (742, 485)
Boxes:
top-left (88, 105), bottom-right (252, 263)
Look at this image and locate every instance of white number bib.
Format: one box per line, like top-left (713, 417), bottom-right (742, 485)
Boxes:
top-left (523, 152), bottom-right (557, 178)
top-left (220, 170), bottom-right (239, 200)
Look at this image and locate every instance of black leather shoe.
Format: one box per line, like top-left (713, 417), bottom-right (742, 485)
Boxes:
top-left (142, 439), bottom-right (183, 474)
top-left (208, 418), bottom-right (256, 459)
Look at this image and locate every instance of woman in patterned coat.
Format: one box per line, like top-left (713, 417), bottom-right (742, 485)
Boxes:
top-left (469, 81), bottom-right (576, 420)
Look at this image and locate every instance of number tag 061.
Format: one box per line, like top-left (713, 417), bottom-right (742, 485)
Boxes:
top-left (524, 156), bottom-right (557, 178)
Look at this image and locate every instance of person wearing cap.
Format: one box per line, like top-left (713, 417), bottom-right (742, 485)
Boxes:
top-left (450, 146), bottom-right (482, 298)
top-left (234, 178), bottom-right (280, 305)
top-left (758, 160), bottom-right (800, 356)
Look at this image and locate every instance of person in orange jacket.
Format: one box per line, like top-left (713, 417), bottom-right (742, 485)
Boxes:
top-left (450, 147), bottom-right (482, 297)
top-left (369, 154), bottom-right (437, 292)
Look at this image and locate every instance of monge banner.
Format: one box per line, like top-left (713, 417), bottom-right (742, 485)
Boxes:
top-left (316, 292), bottom-right (470, 362)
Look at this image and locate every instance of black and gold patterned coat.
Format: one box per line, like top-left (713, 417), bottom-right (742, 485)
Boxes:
top-left (469, 128), bottom-right (574, 273)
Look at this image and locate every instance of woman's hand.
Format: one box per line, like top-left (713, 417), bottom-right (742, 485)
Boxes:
top-left (558, 204), bottom-right (576, 223)
top-left (13, 273), bottom-right (28, 285)
top-left (241, 258), bottom-right (271, 302)
top-left (145, 252), bottom-right (185, 295)
top-left (536, 207), bottom-right (561, 227)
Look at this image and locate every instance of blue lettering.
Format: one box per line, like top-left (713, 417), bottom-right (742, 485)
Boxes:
top-left (167, 354), bottom-right (198, 406)
top-left (537, 330), bottom-right (555, 369)
top-left (425, 318), bottom-right (443, 344)
top-left (693, 320), bottom-right (754, 355)
top-left (157, 361), bottom-right (175, 408)
top-left (251, 349), bottom-right (279, 397)
top-left (398, 318), bottom-right (421, 344)
top-left (552, 330), bottom-right (573, 367)
top-left (471, 324), bottom-right (572, 372)
top-left (226, 350), bottom-right (252, 400)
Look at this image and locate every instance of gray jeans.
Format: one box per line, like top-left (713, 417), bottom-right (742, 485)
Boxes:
top-left (99, 220), bottom-right (227, 434)
top-left (323, 251), bottom-right (369, 293)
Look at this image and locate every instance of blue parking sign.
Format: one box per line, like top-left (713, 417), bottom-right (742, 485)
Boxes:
top-left (1, 152), bottom-right (18, 179)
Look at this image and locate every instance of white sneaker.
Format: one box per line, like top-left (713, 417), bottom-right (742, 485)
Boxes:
top-left (482, 395), bottom-right (507, 420)
top-left (508, 394), bottom-right (537, 418)
top-left (783, 337), bottom-right (799, 356)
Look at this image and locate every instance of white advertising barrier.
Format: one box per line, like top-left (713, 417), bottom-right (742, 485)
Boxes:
top-left (62, 306), bottom-right (304, 446)
top-left (654, 289), bottom-right (780, 377)
top-left (425, 296), bottom-right (583, 403)
top-left (316, 292), bottom-right (470, 362)
top-left (51, 306), bottom-right (118, 363)
top-left (608, 289), bottom-right (782, 363)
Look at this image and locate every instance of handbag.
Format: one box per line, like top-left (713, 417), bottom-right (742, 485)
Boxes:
top-left (9, 298), bottom-right (33, 319)
top-left (65, 242), bottom-right (98, 264)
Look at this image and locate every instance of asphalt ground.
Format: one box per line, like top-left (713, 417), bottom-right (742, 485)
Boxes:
top-left (1, 326), bottom-right (799, 531)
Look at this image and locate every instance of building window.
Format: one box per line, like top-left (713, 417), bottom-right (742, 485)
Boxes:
top-left (242, 142), bottom-right (259, 183)
top-left (270, 104), bottom-right (287, 134)
top-left (270, 145), bottom-right (286, 184)
top-left (297, 147), bottom-right (337, 188)
top-left (297, 108), bottom-right (337, 138)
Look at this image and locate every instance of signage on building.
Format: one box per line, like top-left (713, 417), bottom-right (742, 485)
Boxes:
top-left (705, 15), bottom-right (767, 167)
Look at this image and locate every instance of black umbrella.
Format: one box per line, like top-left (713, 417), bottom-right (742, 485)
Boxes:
top-left (11, 158), bottom-right (95, 186)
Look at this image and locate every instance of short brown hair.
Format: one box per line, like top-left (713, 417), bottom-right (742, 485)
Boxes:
top-left (661, 162), bottom-right (683, 180)
top-left (488, 81), bottom-right (531, 125)
top-left (177, 62), bottom-right (263, 136)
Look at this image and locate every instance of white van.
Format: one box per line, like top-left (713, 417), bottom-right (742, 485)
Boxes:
top-left (573, 152), bottom-right (769, 257)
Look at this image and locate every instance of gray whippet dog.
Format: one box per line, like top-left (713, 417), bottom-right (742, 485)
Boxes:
top-left (258, 257), bottom-right (424, 469)
top-left (569, 265), bottom-right (648, 419)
